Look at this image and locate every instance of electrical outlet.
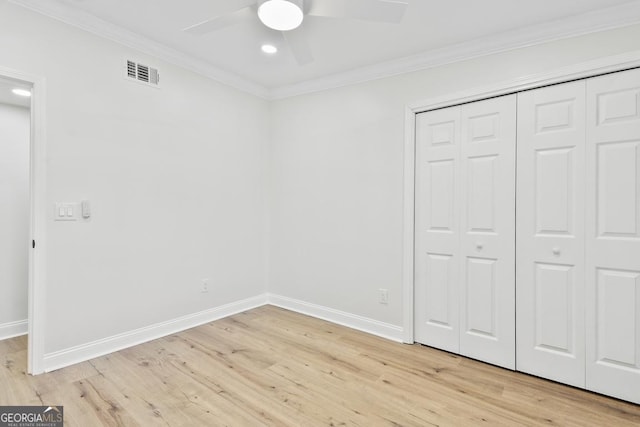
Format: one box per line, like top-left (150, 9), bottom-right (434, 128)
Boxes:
top-left (379, 288), bottom-right (389, 304)
top-left (201, 279), bottom-right (209, 293)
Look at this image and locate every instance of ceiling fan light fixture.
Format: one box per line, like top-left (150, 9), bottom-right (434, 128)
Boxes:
top-left (258, 0), bottom-right (304, 31)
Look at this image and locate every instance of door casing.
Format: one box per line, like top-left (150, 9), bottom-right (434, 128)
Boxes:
top-left (0, 66), bottom-right (47, 374)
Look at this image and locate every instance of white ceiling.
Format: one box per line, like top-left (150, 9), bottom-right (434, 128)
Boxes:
top-left (12, 0), bottom-right (640, 98)
top-left (0, 79), bottom-right (31, 108)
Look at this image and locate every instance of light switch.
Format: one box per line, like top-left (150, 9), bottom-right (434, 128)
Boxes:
top-left (54, 203), bottom-right (78, 221)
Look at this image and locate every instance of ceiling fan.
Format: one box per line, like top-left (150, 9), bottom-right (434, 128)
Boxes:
top-left (182, 0), bottom-right (409, 65)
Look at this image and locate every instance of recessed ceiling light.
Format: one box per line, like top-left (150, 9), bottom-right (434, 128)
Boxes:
top-left (12, 88), bottom-right (31, 97)
top-left (258, 0), bottom-right (304, 31)
top-left (261, 44), bottom-right (278, 54)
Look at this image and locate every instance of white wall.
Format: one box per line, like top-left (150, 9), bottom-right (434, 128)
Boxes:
top-left (0, 2), bottom-right (269, 355)
top-left (268, 24), bottom-right (640, 330)
top-left (0, 103), bottom-right (30, 337)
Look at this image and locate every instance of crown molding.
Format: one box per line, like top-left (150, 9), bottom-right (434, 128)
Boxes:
top-left (10, 0), bottom-right (640, 101)
top-left (268, 1), bottom-right (640, 99)
top-left (9, 0), bottom-right (270, 99)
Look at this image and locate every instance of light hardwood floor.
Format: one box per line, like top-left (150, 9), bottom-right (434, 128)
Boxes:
top-left (1, 305), bottom-right (639, 426)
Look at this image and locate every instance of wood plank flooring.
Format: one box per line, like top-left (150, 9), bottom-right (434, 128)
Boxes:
top-left (1, 305), bottom-right (639, 426)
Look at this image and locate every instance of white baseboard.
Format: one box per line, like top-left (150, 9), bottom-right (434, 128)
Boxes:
top-left (0, 319), bottom-right (28, 340)
top-left (43, 294), bottom-right (269, 372)
top-left (42, 292), bottom-right (404, 373)
top-left (267, 293), bottom-right (404, 343)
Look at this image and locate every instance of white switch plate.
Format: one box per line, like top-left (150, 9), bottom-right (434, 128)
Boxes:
top-left (54, 203), bottom-right (79, 221)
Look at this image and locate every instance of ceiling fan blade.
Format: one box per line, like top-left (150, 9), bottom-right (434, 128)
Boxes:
top-left (308, 0), bottom-right (409, 24)
top-left (182, 1), bottom-right (256, 35)
top-left (282, 29), bottom-right (314, 65)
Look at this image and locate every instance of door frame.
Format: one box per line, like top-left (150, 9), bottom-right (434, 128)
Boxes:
top-left (402, 50), bottom-right (640, 344)
top-left (0, 66), bottom-right (47, 374)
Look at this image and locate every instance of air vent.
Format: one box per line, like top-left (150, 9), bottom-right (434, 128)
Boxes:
top-left (138, 64), bottom-right (150, 82)
top-left (125, 60), bottom-right (159, 87)
top-left (127, 60), bottom-right (136, 78)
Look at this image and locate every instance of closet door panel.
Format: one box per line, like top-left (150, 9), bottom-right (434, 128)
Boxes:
top-left (586, 68), bottom-right (640, 404)
top-left (516, 81), bottom-right (586, 387)
top-left (459, 95), bottom-right (516, 369)
top-left (414, 106), bottom-right (461, 353)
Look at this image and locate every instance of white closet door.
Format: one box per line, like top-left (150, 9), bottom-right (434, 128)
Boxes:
top-left (586, 68), bottom-right (640, 404)
top-left (414, 106), bottom-right (461, 353)
top-left (516, 82), bottom-right (586, 386)
top-left (459, 95), bottom-right (516, 369)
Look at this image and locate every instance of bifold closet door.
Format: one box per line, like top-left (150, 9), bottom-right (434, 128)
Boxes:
top-left (586, 68), bottom-right (640, 403)
top-left (415, 95), bottom-right (516, 369)
top-left (459, 96), bottom-right (516, 369)
top-left (516, 81), bottom-right (586, 387)
top-left (414, 105), bottom-right (461, 354)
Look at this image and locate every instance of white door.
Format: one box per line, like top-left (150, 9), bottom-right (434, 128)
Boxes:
top-left (516, 81), bottom-right (586, 387)
top-left (459, 95), bottom-right (516, 369)
top-left (414, 105), bottom-right (461, 353)
top-left (586, 68), bottom-right (640, 404)
top-left (415, 96), bottom-right (516, 368)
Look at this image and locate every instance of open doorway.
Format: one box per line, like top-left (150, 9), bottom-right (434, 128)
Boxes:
top-left (0, 78), bottom-right (30, 347)
top-left (0, 67), bottom-right (45, 375)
